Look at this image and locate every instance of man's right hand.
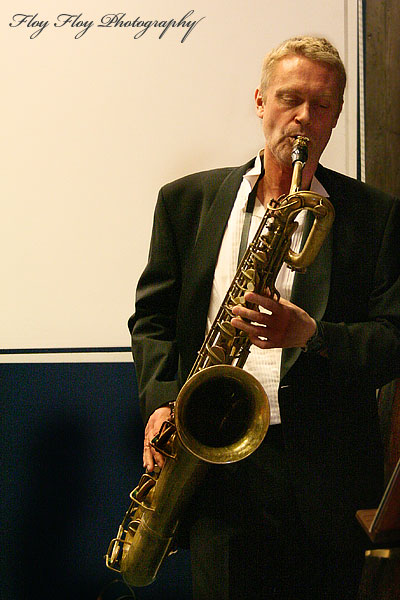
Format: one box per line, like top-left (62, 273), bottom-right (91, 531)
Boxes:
top-left (143, 406), bottom-right (172, 472)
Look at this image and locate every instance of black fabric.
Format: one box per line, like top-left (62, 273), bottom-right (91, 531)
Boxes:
top-left (129, 159), bottom-right (400, 597)
top-left (189, 426), bottom-right (364, 600)
top-left (237, 159), bottom-right (265, 266)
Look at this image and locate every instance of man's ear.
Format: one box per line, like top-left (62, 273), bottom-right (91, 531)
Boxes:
top-left (254, 88), bottom-right (264, 118)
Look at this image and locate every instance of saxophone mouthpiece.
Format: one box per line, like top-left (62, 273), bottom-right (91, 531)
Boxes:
top-left (291, 136), bottom-right (309, 166)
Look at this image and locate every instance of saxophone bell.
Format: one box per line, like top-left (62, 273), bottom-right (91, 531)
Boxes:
top-left (175, 364), bottom-right (270, 464)
top-left (105, 135), bottom-right (335, 588)
top-left (106, 364), bottom-right (269, 588)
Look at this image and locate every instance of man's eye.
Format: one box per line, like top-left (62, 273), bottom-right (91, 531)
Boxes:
top-left (315, 99), bottom-right (331, 109)
top-left (281, 95), bottom-right (298, 105)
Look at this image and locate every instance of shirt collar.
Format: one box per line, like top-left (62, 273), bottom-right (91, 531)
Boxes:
top-left (241, 150), bottom-right (329, 212)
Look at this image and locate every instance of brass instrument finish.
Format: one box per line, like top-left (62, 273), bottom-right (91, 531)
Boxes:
top-left (105, 136), bottom-right (335, 588)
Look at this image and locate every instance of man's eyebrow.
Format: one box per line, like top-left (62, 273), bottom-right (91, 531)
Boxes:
top-left (275, 88), bottom-right (336, 104)
top-left (275, 87), bottom-right (298, 95)
top-left (275, 87), bottom-right (334, 98)
top-left (274, 88), bottom-right (302, 101)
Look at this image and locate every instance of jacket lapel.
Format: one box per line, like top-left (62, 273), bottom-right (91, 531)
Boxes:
top-left (178, 159), bottom-right (256, 370)
top-left (178, 160), bottom-right (334, 380)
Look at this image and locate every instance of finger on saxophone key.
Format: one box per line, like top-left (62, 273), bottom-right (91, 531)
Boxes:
top-left (143, 441), bottom-right (153, 470)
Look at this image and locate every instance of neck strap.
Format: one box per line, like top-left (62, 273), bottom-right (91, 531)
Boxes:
top-left (237, 161), bottom-right (265, 266)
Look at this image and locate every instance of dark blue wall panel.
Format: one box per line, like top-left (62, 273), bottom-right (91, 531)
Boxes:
top-left (1, 362), bottom-right (191, 600)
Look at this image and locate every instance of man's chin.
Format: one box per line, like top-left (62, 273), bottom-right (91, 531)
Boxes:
top-left (266, 139), bottom-right (294, 168)
top-left (278, 137), bottom-right (297, 161)
top-left (275, 149), bottom-right (293, 168)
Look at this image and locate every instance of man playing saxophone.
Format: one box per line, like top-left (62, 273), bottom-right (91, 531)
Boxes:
top-left (128, 36), bottom-right (400, 599)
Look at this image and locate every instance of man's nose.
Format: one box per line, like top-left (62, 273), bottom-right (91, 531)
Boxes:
top-left (295, 102), bottom-right (311, 125)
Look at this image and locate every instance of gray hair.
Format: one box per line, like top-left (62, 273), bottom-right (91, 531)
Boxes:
top-left (259, 36), bottom-right (346, 106)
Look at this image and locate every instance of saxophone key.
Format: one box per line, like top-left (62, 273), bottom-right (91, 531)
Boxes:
top-left (218, 321), bottom-right (236, 339)
top-left (206, 344), bottom-right (227, 364)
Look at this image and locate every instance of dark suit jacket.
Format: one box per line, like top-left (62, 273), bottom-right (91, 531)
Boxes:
top-left (129, 159), bottom-right (400, 549)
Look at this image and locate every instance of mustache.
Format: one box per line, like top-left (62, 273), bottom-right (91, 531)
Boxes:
top-left (283, 129), bottom-right (308, 140)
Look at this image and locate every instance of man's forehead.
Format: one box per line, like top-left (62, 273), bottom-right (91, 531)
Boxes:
top-left (267, 56), bottom-right (340, 94)
top-left (271, 55), bottom-right (338, 81)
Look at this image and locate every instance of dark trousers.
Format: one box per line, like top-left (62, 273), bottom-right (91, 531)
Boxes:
top-left (188, 425), bottom-right (364, 600)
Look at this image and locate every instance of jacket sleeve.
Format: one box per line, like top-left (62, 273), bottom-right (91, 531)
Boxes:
top-left (129, 188), bottom-right (181, 424)
top-left (322, 195), bottom-right (400, 389)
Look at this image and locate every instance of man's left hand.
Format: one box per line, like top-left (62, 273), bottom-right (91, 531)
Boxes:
top-left (231, 291), bottom-right (316, 349)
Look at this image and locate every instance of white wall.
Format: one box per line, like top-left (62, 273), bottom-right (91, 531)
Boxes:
top-left (1, 0), bottom-right (358, 359)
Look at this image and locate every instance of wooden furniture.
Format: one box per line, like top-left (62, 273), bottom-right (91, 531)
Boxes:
top-left (356, 380), bottom-right (400, 599)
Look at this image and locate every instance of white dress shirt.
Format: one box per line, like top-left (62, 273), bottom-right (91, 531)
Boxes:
top-left (206, 153), bottom-right (329, 424)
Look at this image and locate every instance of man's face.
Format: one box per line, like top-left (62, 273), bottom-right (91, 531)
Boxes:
top-left (255, 55), bottom-right (342, 171)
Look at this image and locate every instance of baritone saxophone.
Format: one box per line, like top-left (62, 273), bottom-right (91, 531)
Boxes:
top-left (105, 136), bottom-right (335, 587)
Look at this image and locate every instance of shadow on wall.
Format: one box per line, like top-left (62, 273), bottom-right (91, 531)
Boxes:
top-left (0, 362), bottom-right (191, 600)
